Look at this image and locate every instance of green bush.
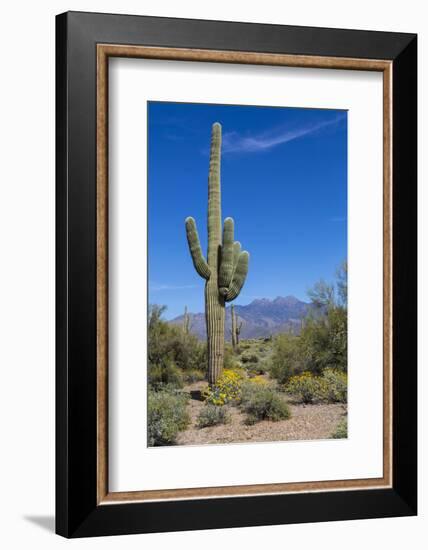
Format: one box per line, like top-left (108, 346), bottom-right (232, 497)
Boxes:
top-left (331, 417), bottom-right (348, 439)
top-left (238, 341), bottom-right (251, 350)
top-left (319, 368), bottom-right (347, 403)
top-left (269, 334), bottom-right (303, 384)
top-left (302, 263), bottom-right (347, 373)
top-left (246, 359), bottom-right (268, 376)
top-left (240, 383), bottom-right (291, 425)
top-left (299, 308), bottom-right (347, 374)
top-left (224, 345), bottom-right (242, 370)
top-left (148, 360), bottom-right (184, 390)
top-left (286, 369), bottom-right (347, 404)
top-left (148, 304), bottom-right (207, 390)
top-left (241, 352), bottom-right (259, 364)
top-left (268, 264), bottom-right (347, 382)
top-left (147, 389), bottom-right (189, 446)
top-left (183, 369), bottom-right (206, 383)
top-left (197, 405), bottom-right (231, 428)
top-left (285, 372), bottom-right (322, 404)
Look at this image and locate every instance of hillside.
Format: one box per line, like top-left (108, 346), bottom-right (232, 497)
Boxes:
top-left (170, 296), bottom-right (313, 340)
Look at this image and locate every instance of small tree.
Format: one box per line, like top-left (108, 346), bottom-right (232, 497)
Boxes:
top-left (303, 261), bottom-right (347, 373)
top-left (269, 262), bottom-right (348, 384)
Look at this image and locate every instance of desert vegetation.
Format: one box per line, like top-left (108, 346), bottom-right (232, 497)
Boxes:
top-left (147, 263), bottom-right (348, 446)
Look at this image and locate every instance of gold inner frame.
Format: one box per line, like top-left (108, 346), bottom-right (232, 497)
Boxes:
top-left (96, 44), bottom-right (393, 504)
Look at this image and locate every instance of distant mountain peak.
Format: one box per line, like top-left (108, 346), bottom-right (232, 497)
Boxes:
top-left (250, 297), bottom-right (271, 306)
top-left (274, 295), bottom-right (300, 305)
top-left (250, 295), bottom-right (302, 306)
top-left (169, 295), bottom-right (312, 340)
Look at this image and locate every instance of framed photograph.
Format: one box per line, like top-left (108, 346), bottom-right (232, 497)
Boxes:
top-left (56, 11), bottom-right (417, 538)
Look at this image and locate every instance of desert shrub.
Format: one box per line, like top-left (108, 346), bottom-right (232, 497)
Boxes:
top-left (238, 342), bottom-right (251, 351)
top-left (148, 304), bottom-right (207, 390)
top-left (319, 368), bottom-right (347, 403)
top-left (183, 369), bottom-right (206, 383)
top-left (224, 345), bottom-right (242, 370)
top-left (197, 404), bottom-right (231, 428)
top-left (248, 375), bottom-right (269, 386)
top-left (148, 359), bottom-right (184, 390)
top-left (299, 308), bottom-right (347, 374)
top-left (268, 264), bottom-right (347, 382)
top-left (269, 334), bottom-right (303, 384)
top-left (246, 359), bottom-right (268, 375)
top-left (202, 368), bottom-right (245, 406)
top-left (286, 372), bottom-right (322, 404)
top-left (172, 332), bottom-right (207, 372)
top-left (331, 417), bottom-right (348, 439)
top-left (302, 263), bottom-right (347, 373)
top-left (286, 369), bottom-right (347, 404)
top-left (147, 389), bottom-right (190, 446)
top-left (241, 352), bottom-right (259, 364)
top-left (259, 359), bottom-right (269, 372)
top-left (269, 313), bottom-right (347, 382)
top-left (148, 305), bottom-right (207, 373)
top-left (240, 383), bottom-right (291, 425)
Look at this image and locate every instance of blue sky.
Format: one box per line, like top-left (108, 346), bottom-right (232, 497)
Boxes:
top-left (148, 102), bottom-right (347, 320)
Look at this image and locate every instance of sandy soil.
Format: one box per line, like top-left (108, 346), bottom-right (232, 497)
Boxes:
top-left (176, 381), bottom-right (347, 446)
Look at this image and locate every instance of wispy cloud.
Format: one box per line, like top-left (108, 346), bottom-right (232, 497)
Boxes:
top-left (150, 282), bottom-right (197, 292)
top-left (222, 113), bottom-right (346, 154)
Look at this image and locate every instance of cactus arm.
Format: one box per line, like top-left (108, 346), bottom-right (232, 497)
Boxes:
top-left (230, 241), bottom-right (241, 282)
top-left (207, 122), bottom-right (222, 266)
top-left (218, 217), bottom-right (235, 294)
top-left (232, 241), bottom-right (241, 268)
top-left (225, 251), bottom-right (249, 302)
top-left (185, 217), bottom-right (211, 279)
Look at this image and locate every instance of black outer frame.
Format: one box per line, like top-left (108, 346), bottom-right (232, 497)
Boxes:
top-left (56, 11), bottom-right (417, 538)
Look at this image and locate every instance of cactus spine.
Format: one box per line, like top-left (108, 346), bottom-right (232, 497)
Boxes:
top-left (185, 123), bottom-right (249, 385)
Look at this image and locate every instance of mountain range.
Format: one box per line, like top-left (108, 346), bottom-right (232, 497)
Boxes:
top-left (170, 296), bottom-right (313, 340)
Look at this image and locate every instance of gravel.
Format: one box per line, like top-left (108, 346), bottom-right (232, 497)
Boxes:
top-left (176, 382), bottom-right (347, 446)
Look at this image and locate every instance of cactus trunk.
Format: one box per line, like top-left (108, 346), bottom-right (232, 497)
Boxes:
top-left (231, 304), bottom-right (242, 350)
top-left (236, 320), bottom-right (242, 345)
top-left (185, 122), bottom-right (250, 385)
top-left (205, 280), bottom-right (225, 385)
top-left (183, 306), bottom-right (190, 335)
top-left (205, 123), bottom-right (225, 384)
top-left (231, 304), bottom-right (237, 350)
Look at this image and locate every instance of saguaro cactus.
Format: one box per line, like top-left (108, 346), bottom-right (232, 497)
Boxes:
top-left (185, 123), bottom-right (249, 385)
top-left (182, 306), bottom-right (190, 335)
top-left (231, 305), bottom-right (237, 350)
top-left (230, 304), bottom-right (243, 350)
top-left (236, 320), bottom-right (242, 345)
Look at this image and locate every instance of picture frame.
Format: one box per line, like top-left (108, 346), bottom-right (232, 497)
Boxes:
top-left (56, 11), bottom-right (417, 538)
